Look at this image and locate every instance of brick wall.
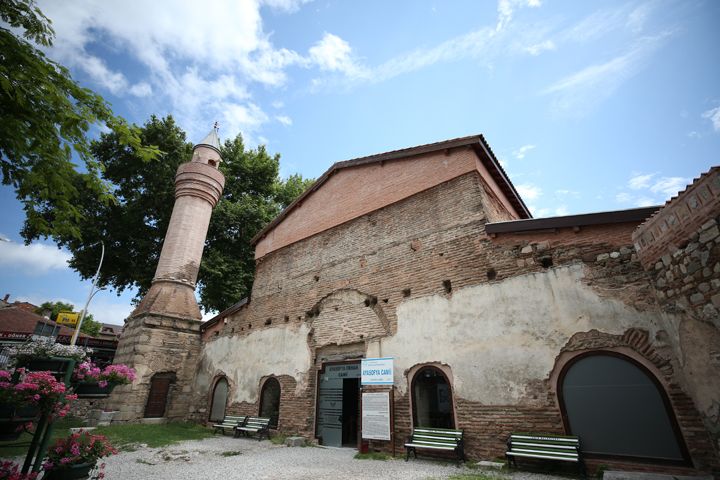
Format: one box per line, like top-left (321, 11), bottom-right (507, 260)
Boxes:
top-left (196, 170), bottom-right (718, 474)
top-left (633, 167), bottom-right (720, 268)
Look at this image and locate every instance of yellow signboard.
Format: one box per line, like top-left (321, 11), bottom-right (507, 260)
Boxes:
top-left (56, 311), bottom-right (79, 326)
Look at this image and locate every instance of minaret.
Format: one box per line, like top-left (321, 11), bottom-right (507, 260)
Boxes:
top-left (132, 126), bottom-right (225, 320)
top-left (109, 127), bottom-right (225, 422)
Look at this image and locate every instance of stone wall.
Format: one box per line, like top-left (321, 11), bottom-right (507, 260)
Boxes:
top-left (108, 314), bottom-right (202, 422)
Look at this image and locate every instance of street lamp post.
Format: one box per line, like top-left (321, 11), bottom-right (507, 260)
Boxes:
top-left (70, 242), bottom-right (105, 346)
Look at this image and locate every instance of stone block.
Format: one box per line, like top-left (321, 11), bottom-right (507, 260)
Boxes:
top-left (597, 253), bottom-right (609, 262)
top-left (689, 292), bottom-right (705, 305)
top-left (520, 245), bottom-right (533, 254)
top-left (699, 225), bottom-right (719, 243)
top-left (285, 436), bottom-right (306, 447)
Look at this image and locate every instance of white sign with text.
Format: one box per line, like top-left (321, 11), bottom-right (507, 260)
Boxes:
top-left (361, 357), bottom-right (394, 385)
top-left (361, 392), bottom-right (391, 440)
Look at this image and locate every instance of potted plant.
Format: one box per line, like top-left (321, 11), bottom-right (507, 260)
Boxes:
top-left (0, 460), bottom-right (39, 479)
top-left (42, 431), bottom-right (117, 480)
top-left (0, 370), bottom-right (39, 441)
top-left (72, 363), bottom-right (135, 398)
top-left (8, 338), bottom-right (90, 375)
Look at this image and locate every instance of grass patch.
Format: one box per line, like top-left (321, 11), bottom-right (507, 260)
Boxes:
top-left (354, 451), bottom-right (391, 461)
top-left (269, 433), bottom-right (287, 445)
top-left (93, 422), bottom-right (214, 450)
top-left (0, 416), bottom-right (85, 457)
top-left (219, 450), bottom-right (242, 457)
top-left (135, 458), bottom-right (155, 465)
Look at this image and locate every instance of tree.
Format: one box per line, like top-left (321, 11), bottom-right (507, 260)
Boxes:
top-left (0, 0), bottom-right (159, 242)
top-left (34, 301), bottom-right (102, 336)
top-left (58, 116), bottom-right (313, 313)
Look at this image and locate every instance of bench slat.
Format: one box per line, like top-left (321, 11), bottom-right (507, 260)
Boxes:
top-left (405, 443), bottom-right (456, 451)
top-left (507, 452), bottom-right (579, 462)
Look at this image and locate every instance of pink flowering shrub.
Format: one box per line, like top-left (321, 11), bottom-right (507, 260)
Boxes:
top-left (0, 369), bottom-right (77, 418)
top-left (0, 461), bottom-right (38, 479)
top-left (73, 362), bottom-right (135, 387)
top-left (43, 431), bottom-right (117, 471)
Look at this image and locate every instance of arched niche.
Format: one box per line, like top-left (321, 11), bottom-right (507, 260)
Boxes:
top-left (259, 377), bottom-right (281, 428)
top-left (209, 376), bottom-right (229, 422)
top-left (410, 365), bottom-right (455, 429)
top-left (558, 351), bottom-right (690, 464)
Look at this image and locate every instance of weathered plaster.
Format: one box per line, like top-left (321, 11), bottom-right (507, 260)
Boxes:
top-left (385, 263), bottom-right (667, 403)
top-left (195, 323), bottom-right (311, 404)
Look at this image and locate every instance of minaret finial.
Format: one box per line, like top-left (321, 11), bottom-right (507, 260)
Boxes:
top-left (213, 121), bottom-right (219, 131)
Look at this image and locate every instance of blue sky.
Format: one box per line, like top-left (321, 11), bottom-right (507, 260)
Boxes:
top-left (1, 0), bottom-right (718, 325)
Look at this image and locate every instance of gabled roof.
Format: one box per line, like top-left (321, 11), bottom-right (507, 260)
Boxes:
top-left (252, 134), bottom-right (531, 245)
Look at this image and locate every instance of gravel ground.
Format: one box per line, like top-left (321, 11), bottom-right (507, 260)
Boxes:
top-left (101, 436), bottom-right (568, 480)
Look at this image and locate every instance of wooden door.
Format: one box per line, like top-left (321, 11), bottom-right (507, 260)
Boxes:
top-left (144, 376), bottom-right (172, 418)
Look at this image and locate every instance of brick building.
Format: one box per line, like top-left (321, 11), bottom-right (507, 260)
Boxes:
top-left (112, 134), bottom-right (719, 476)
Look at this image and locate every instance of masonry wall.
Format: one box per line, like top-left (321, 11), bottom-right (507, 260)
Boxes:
top-left (108, 315), bottom-right (202, 422)
top-left (194, 171), bottom-right (718, 474)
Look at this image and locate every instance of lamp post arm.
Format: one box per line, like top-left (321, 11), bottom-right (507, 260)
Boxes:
top-left (70, 242), bottom-right (105, 346)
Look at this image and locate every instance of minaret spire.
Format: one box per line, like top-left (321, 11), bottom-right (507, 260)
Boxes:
top-left (130, 126), bottom-right (226, 320)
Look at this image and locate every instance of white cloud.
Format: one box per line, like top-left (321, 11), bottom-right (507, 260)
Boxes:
top-left (628, 172), bottom-right (655, 190)
top-left (650, 177), bottom-right (690, 197)
top-left (555, 189), bottom-right (579, 197)
top-left (0, 242), bottom-right (71, 274)
top-left (37, 0), bottom-right (311, 142)
top-left (543, 32), bottom-right (671, 116)
top-left (129, 82), bottom-right (152, 97)
top-left (260, 0), bottom-right (313, 12)
top-left (531, 206), bottom-right (551, 217)
top-left (615, 192), bottom-right (632, 203)
top-left (554, 205), bottom-right (569, 216)
top-left (516, 183), bottom-right (542, 201)
top-left (276, 115), bottom-right (292, 126)
top-left (702, 106), bottom-right (720, 131)
top-left (525, 40), bottom-right (555, 56)
top-left (271, 100), bottom-right (284, 109)
top-left (309, 33), bottom-right (367, 79)
top-left (635, 197), bottom-right (656, 207)
top-left (513, 144), bottom-right (536, 159)
top-left (497, 0), bottom-right (542, 32)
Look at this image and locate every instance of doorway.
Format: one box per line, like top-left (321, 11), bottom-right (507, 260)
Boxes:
top-left (209, 377), bottom-right (228, 422)
top-left (317, 362), bottom-right (360, 448)
top-left (144, 372), bottom-right (175, 418)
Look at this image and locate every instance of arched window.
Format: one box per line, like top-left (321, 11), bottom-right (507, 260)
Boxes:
top-left (411, 366), bottom-right (454, 429)
top-left (259, 377), bottom-right (280, 428)
top-left (209, 377), bottom-right (229, 422)
top-left (560, 353), bottom-right (688, 462)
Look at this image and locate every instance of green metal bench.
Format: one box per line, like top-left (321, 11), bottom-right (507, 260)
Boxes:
top-left (235, 416), bottom-right (271, 441)
top-left (212, 415), bottom-right (246, 435)
top-left (506, 433), bottom-right (585, 477)
top-left (405, 427), bottom-right (465, 465)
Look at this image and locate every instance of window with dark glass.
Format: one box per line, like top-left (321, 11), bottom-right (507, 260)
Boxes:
top-left (411, 367), bottom-right (454, 429)
top-left (259, 377), bottom-right (280, 428)
top-left (561, 353), bottom-right (687, 462)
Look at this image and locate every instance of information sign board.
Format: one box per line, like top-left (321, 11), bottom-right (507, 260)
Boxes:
top-left (361, 392), bottom-right (391, 441)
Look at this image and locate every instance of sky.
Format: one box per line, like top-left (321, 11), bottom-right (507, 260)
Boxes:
top-left (0, 0), bottom-right (718, 326)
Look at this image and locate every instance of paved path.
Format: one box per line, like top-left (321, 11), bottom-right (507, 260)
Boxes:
top-left (102, 436), bottom-right (568, 480)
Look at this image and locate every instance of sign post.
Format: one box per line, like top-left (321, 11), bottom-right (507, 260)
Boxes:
top-left (55, 311), bottom-right (79, 327)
